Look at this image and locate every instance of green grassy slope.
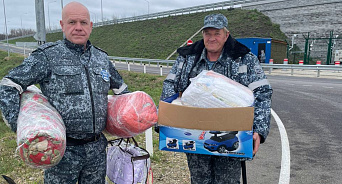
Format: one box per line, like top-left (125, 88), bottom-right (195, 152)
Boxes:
top-left (10, 9), bottom-right (287, 59)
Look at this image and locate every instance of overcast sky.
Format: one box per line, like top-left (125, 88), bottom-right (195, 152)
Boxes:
top-left (0, 0), bottom-right (226, 34)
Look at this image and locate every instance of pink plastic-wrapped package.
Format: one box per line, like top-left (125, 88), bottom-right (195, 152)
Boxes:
top-left (106, 91), bottom-right (158, 138)
top-left (16, 85), bottom-right (66, 169)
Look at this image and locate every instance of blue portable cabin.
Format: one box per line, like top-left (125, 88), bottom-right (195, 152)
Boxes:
top-left (236, 38), bottom-right (272, 63)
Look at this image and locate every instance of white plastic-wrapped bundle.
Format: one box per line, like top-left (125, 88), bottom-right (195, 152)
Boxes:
top-left (106, 91), bottom-right (158, 138)
top-left (181, 70), bottom-right (254, 108)
top-left (16, 85), bottom-right (66, 169)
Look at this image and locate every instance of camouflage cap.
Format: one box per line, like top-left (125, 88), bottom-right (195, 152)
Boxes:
top-left (202, 14), bottom-right (228, 30)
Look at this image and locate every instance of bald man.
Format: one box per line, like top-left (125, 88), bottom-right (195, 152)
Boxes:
top-left (0, 1), bottom-right (128, 183)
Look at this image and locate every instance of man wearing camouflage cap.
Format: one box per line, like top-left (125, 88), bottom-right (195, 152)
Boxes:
top-left (160, 13), bottom-right (273, 183)
top-left (0, 2), bottom-right (128, 183)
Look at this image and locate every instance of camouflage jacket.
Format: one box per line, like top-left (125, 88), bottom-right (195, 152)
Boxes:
top-left (0, 39), bottom-right (128, 138)
top-left (161, 35), bottom-right (273, 143)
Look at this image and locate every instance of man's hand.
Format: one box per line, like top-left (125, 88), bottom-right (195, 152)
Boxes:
top-left (253, 132), bottom-right (261, 156)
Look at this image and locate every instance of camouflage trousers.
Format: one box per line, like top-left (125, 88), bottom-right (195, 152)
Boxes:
top-left (44, 133), bottom-right (108, 184)
top-left (186, 153), bottom-right (241, 184)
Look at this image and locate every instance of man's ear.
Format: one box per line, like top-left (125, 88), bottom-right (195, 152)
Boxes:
top-left (60, 20), bottom-right (64, 31)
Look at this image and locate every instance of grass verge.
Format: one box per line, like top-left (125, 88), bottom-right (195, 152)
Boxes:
top-left (0, 50), bottom-right (184, 183)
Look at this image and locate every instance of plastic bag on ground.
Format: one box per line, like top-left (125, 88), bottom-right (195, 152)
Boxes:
top-left (181, 70), bottom-right (254, 108)
top-left (16, 85), bottom-right (66, 169)
top-left (106, 91), bottom-right (158, 138)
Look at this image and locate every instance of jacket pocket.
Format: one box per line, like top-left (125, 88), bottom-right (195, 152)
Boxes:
top-left (52, 66), bottom-right (84, 94)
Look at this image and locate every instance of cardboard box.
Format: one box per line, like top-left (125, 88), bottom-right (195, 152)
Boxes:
top-left (158, 101), bottom-right (255, 158)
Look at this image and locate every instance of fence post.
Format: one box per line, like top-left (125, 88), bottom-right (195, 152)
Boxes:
top-left (317, 69), bottom-right (320, 77)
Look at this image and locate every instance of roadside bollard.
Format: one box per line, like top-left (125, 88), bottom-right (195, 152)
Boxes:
top-left (282, 58), bottom-right (288, 71)
top-left (299, 60), bottom-right (303, 65)
top-left (335, 61), bottom-right (340, 73)
top-left (144, 64), bottom-right (146, 74)
top-left (316, 60), bottom-right (321, 65)
top-left (268, 59), bottom-right (273, 74)
top-left (128, 62), bottom-right (130, 71)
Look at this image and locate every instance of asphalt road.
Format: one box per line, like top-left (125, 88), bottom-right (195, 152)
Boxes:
top-left (247, 75), bottom-right (342, 184)
top-left (0, 42), bottom-right (34, 56)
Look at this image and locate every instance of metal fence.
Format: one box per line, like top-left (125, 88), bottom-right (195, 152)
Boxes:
top-left (109, 56), bottom-right (342, 77)
top-left (261, 63), bottom-right (342, 77)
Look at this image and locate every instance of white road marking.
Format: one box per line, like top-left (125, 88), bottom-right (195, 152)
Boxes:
top-left (271, 109), bottom-right (291, 184)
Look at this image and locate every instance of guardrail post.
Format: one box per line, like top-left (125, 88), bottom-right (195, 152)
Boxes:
top-left (317, 69), bottom-right (320, 77)
top-left (160, 66), bottom-right (163, 76)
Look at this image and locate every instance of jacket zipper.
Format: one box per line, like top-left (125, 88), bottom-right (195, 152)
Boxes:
top-left (84, 66), bottom-right (96, 133)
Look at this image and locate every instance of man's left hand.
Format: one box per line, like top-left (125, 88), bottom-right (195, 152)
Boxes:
top-left (253, 132), bottom-right (261, 156)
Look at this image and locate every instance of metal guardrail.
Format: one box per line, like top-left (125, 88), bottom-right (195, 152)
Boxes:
top-left (97, 0), bottom-right (286, 26)
top-left (262, 64), bottom-right (342, 77)
top-left (108, 56), bottom-right (175, 67)
top-left (109, 56), bottom-right (342, 77)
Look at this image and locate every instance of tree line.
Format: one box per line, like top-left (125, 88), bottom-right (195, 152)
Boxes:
top-left (0, 28), bottom-right (36, 40)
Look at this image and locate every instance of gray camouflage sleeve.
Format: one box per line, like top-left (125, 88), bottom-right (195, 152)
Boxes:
top-left (160, 55), bottom-right (185, 100)
top-left (245, 53), bottom-right (273, 143)
top-left (0, 51), bottom-right (50, 132)
top-left (108, 60), bottom-right (129, 94)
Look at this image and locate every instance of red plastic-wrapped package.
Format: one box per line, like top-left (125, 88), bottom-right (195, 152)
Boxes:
top-left (106, 91), bottom-right (158, 138)
top-left (16, 86), bottom-right (66, 169)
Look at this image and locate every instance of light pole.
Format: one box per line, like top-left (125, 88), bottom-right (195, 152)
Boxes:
top-left (90, 11), bottom-right (97, 24)
top-left (48, 0), bottom-right (56, 31)
top-left (101, 0), bottom-right (103, 23)
top-left (143, 0), bottom-right (149, 17)
top-left (2, 0), bottom-right (9, 57)
top-left (20, 13), bottom-right (28, 36)
top-left (60, 0), bottom-right (65, 38)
